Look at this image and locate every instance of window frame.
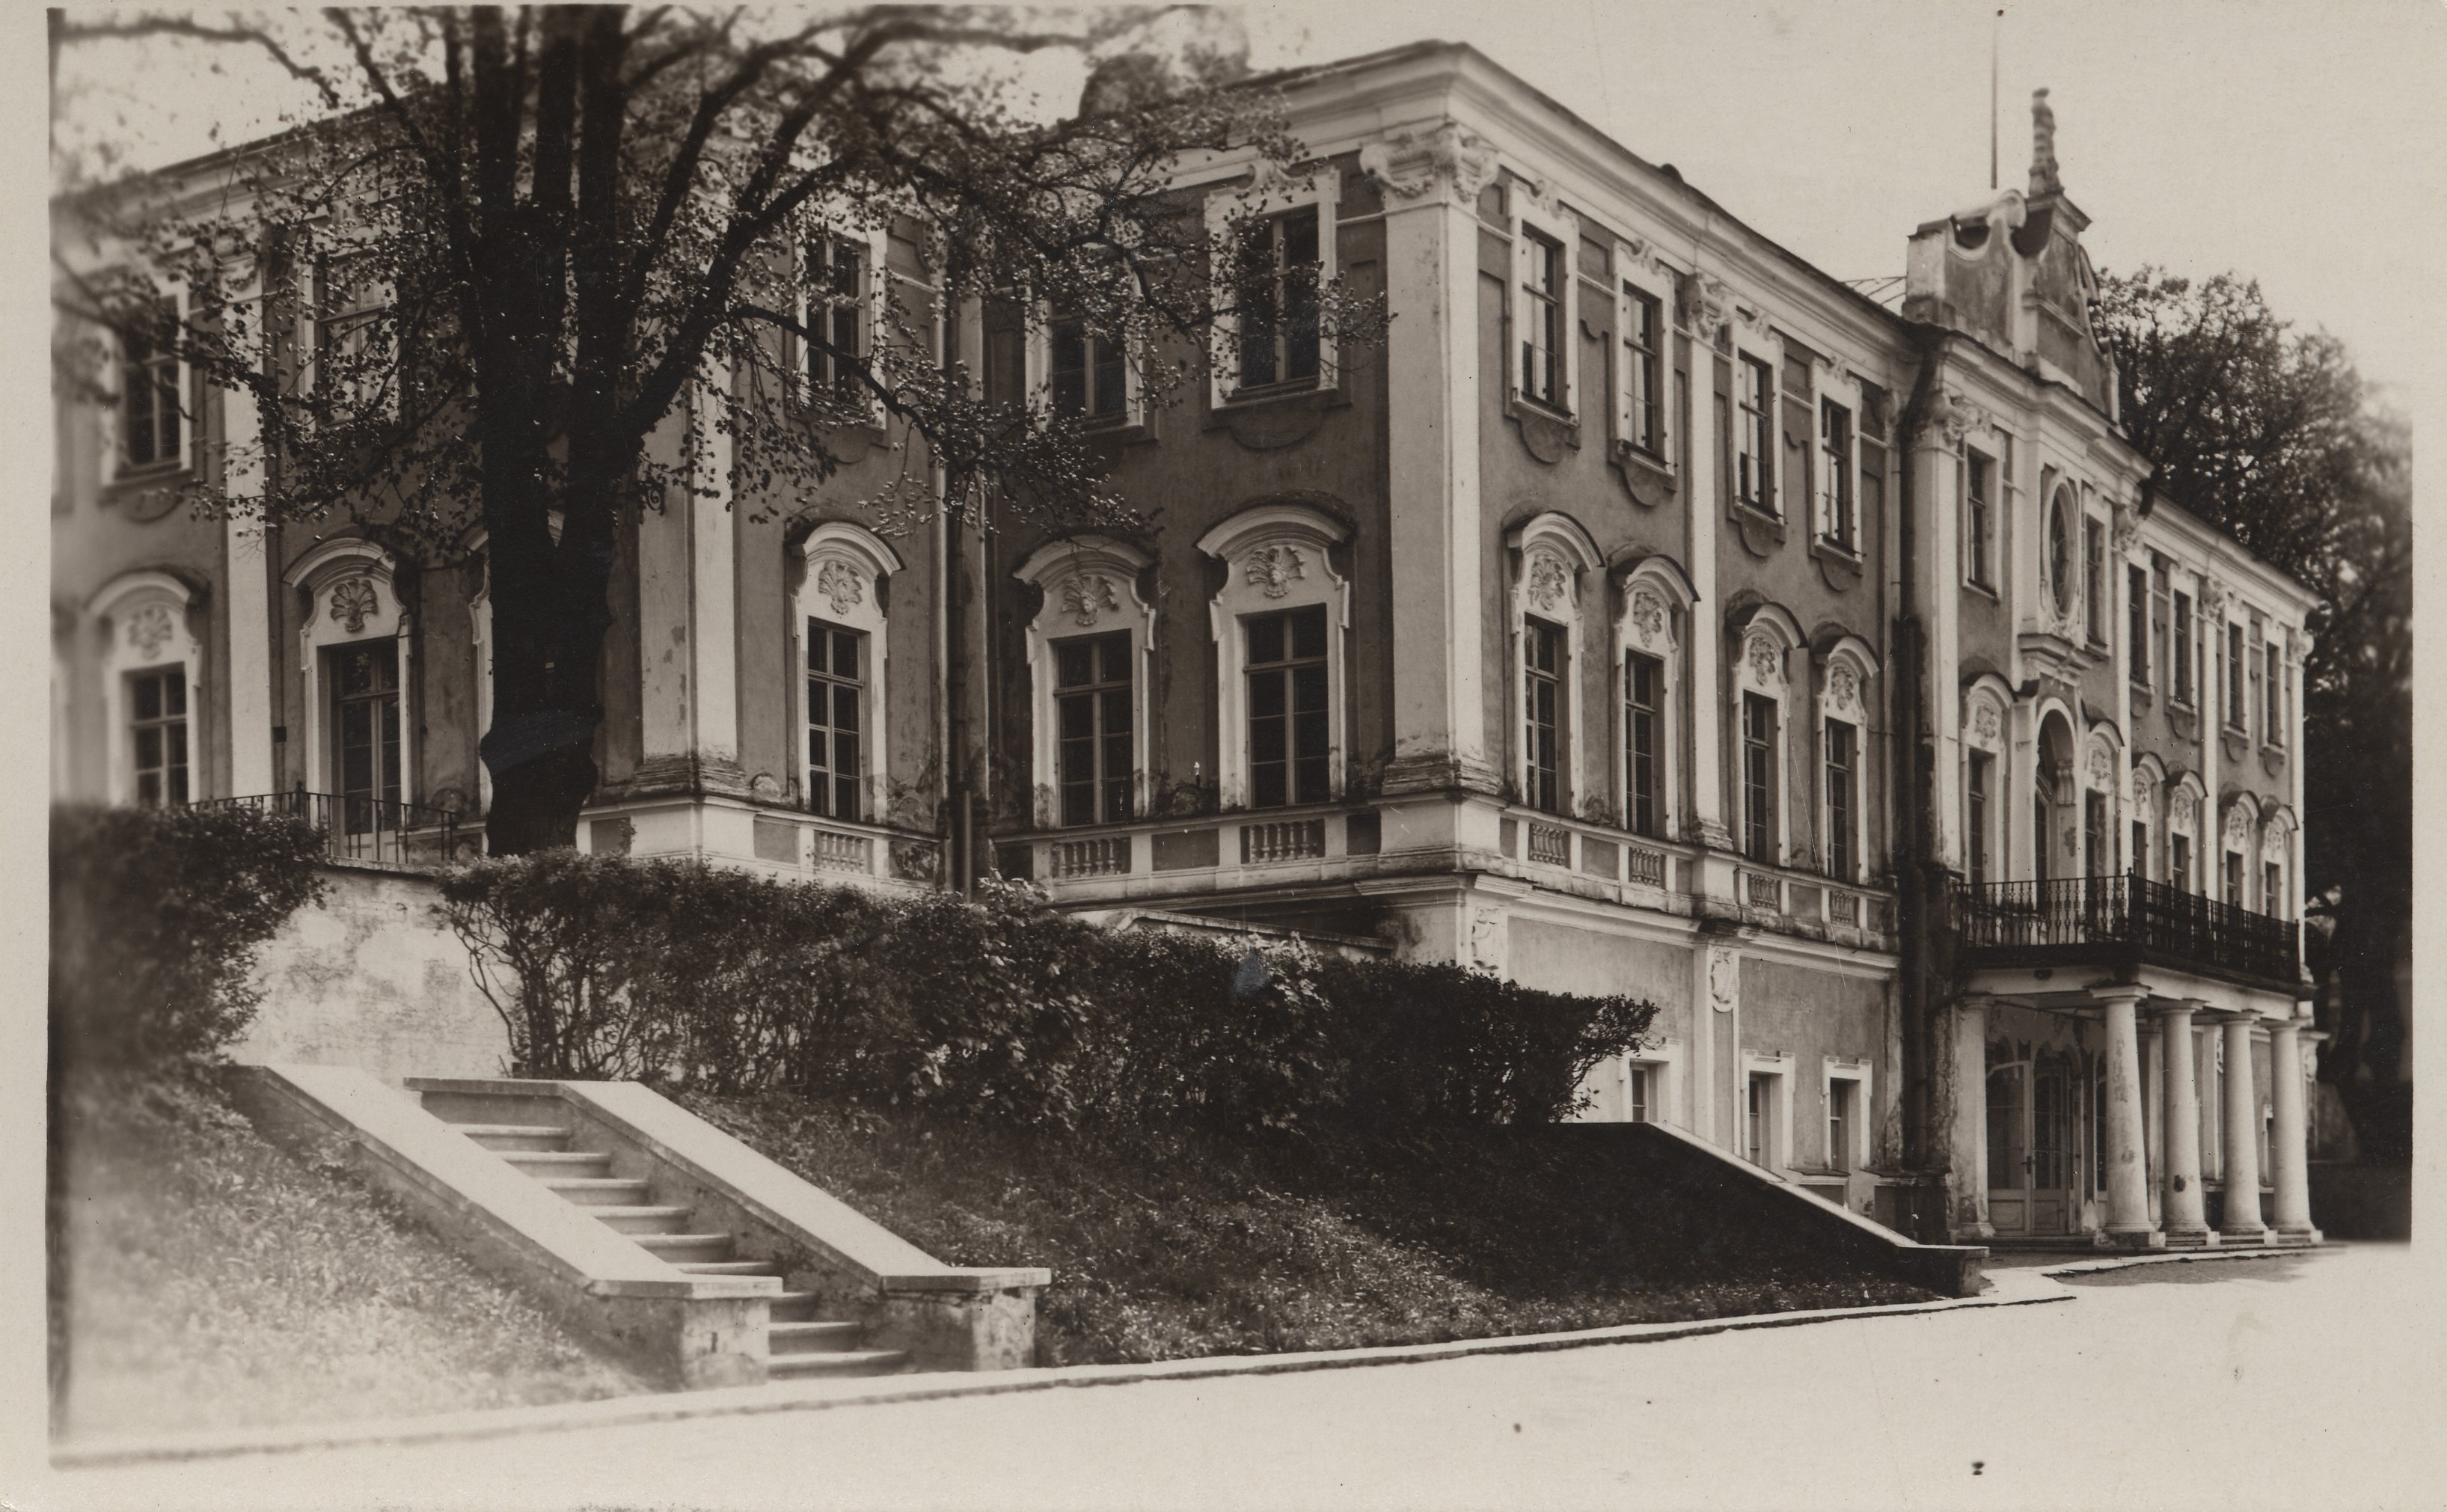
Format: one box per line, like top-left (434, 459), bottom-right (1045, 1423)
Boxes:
top-left (1612, 239), bottom-right (1676, 466)
top-left (1961, 676), bottom-right (2012, 885)
top-left (1963, 448), bottom-right (1997, 591)
top-left (1242, 603), bottom-right (1333, 811)
top-left (2225, 618), bottom-right (2247, 732)
top-left (127, 665), bottom-right (192, 808)
top-left (1507, 183), bottom-right (1579, 418)
top-left (1742, 1052), bottom-right (1798, 1173)
top-left (2171, 590), bottom-right (2196, 706)
top-left (1735, 351), bottom-right (1777, 517)
top-left (801, 617), bottom-right (870, 822)
top-left (1017, 533), bottom-right (1156, 830)
top-left (1197, 504), bottom-right (1352, 812)
top-left (793, 521), bottom-right (904, 827)
top-left (1815, 637), bottom-right (1877, 884)
top-left (1204, 166), bottom-right (1341, 409)
top-left (109, 287), bottom-right (191, 479)
top-left (1616, 557), bottom-right (1694, 845)
top-left (2128, 563), bottom-right (2152, 689)
top-left (282, 539), bottom-right (416, 809)
top-left (1507, 514), bottom-right (1604, 821)
top-left (1816, 395), bottom-right (1858, 554)
top-left (1050, 628), bottom-right (1136, 827)
top-left (2083, 514), bottom-right (2107, 646)
top-left (1823, 1060), bottom-right (1873, 1176)
top-left (1733, 611), bottom-right (1801, 868)
top-left (93, 569), bottom-right (207, 809)
top-left (794, 221), bottom-right (891, 423)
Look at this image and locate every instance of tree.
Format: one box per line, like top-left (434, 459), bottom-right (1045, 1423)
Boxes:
top-left (53, 5), bottom-right (1361, 854)
top-left (2097, 268), bottom-right (2412, 1163)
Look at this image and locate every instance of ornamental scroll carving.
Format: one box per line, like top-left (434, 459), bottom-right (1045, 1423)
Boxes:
top-left (1629, 588), bottom-right (1666, 649)
top-left (126, 604), bottom-right (177, 661)
top-left (329, 577), bottom-right (380, 634)
top-left (2169, 787), bottom-right (2196, 831)
top-left (1357, 122), bottom-right (1498, 205)
top-left (1970, 698), bottom-right (2003, 744)
top-left (1244, 545), bottom-right (1306, 600)
top-left (2111, 497), bottom-right (2141, 556)
top-left (1826, 661), bottom-right (1860, 715)
top-left (1062, 575), bottom-right (1120, 628)
top-left (815, 558), bottom-right (864, 617)
top-left (1691, 276), bottom-right (1732, 346)
top-left (1708, 946), bottom-right (1739, 1012)
top-left (2086, 744), bottom-right (2116, 792)
top-left (1745, 632), bottom-right (1782, 687)
top-left (2261, 820), bottom-right (2291, 864)
top-left (2223, 801), bottom-right (2254, 850)
top-left (1525, 551), bottom-right (1570, 613)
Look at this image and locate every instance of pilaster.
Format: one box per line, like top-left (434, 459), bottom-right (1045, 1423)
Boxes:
top-left (634, 370), bottom-right (746, 795)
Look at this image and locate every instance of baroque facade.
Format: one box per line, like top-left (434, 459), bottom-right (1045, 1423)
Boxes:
top-left (52, 43), bottom-right (2322, 1247)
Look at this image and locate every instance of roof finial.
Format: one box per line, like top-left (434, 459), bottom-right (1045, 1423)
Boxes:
top-left (2030, 87), bottom-right (2061, 196)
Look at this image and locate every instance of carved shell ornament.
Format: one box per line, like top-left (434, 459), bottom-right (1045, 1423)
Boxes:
top-left (1629, 589), bottom-right (1666, 648)
top-left (2087, 744), bottom-right (2116, 792)
top-left (2170, 788), bottom-right (2196, 830)
top-left (1827, 661), bottom-right (1860, 714)
top-left (1062, 574), bottom-right (1120, 628)
top-left (1244, 545), bottom-right (1306, 600)
top-left (1970, 699), bottom-right (2003, 744)
top-left (329, 577), bottom-right (380, 634)
top-left (125, 604), bottom-right (177, 661)
top-left (1525, 551), bottom-right (1571, 613)
top-left (815, 558), bottom-right (864, 617)
top-left (1746, 633), bottom-right (1781, 687)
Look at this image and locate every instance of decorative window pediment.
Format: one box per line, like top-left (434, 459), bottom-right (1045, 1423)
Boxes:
top-left (1197, 502), bottom-right (1352, 810)
top-left (1016, 533), bottom-right (1157, 828)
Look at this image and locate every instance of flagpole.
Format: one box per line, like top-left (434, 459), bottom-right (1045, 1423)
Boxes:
top-left (1991, 8), bottom-right (2003, 191)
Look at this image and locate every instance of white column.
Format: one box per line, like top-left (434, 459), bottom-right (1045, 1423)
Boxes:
top-left (2219, 1013), bottom-right (2267, 1240)
top-left (2141, 1017), bottom-right (2164, 1225)
top-left (2157, 1001), bottom-right (2210, 1241)
top-left (221, 259), bottom-right (274, 797)
top-left (636, 372), bottom-right (743, 789)
top-left (1363, 123), bottom-right (1497, 798)
top-left (2096, 987), bottom-right (2157, 1243)
top-left (1950, 995), bottom-right (1993, 1240)
top-left (2269, 1019), bottom-right (2317, 1237)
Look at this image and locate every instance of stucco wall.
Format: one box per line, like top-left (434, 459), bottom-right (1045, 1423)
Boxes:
top-left (234, 863), bottom-right (507, 1085)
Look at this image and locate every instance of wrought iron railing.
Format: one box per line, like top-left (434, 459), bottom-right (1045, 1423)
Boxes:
top-left (195, 790), bottom-right (465, 869)
top-left (1951, 872), bottom-right (2299, 984)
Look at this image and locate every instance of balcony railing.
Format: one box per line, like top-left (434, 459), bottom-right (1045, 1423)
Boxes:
top-left (195, 791), bottom-right (465, 869)
top-left (1951, 872), bottom-right (2299, 985)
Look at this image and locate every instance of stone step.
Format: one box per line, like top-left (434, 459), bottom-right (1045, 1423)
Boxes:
top-left (765, 1349), bottom-right (908, 1380)
top-left (545, 1177), bottom-right (652, 1206)
top-left (770, 1290), bottom-right (821, 1322)
top-left (769, 1320), bottom-right (864, 1354)
top-left (635, 1232), bottom-right (736, 1263)
top-left (451, 1123), bottom-right (572, 1152)
top-left (505, 1150), bottom-right (615, 1175)
top-left (586, 1205), bottom-right (696, 1235)
top-left (673, 1259), bottom-right (784, 1277)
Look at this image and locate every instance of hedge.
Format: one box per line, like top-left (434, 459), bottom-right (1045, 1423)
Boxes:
top-left (441, 854), bottom-right (1656, 1133)
top-left (50, 804), bottom-right (328, 1070)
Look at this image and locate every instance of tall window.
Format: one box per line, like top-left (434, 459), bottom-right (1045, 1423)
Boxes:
top-left (129, 669), bottom-right (189, 807)
top-left (1519, 230), bottom-right (1563, 408)
top-left (1827, 1080), bottom-right (1855, 1173)
top-left (2264, 860), bottom-right (2284, 917)
top-left (2084, 790), bottom-right (2108, 878)
top-left (1622, 287), bottom-right (1662, 454)
top-left (1966, 751), bottom-right (1992, 887)
top-left (331, 643), bottom-right (401, 837)
top-left (1055, 631), bottom-right (1133, 827)
top-left (1235, 205), bottom-right (1322, 391)
top-left (1627, 1065), bottom-right (1652, 1124)
top-left (1965, 453), bottom-right (1994, 589)
top-left (2047, 490), bottom-right (2073, 618)
top-left (806, 619), bottom-right (866, 819)
top-left (1050, 317), bottom-right (1126, 422)
top-left (1825, 718), bottom-right (1857, 878)
top-left (1524, 618), bottom-right (1563, 813)
top-left (2033, 792), bottom-right (2051, 887)
top-left (1742, 692), bottom-right (1776, 863)
top-left (2132, 821), bottom-right (2150, 881)
top-left (2172, 593), bottom-right (2194, 703)
top-left (2224, 848), bottom-right (2245, 907)
top-left (1819, 400), bottom-right (1855, 551)
top-left (805, 237), bottom-right (866, 403)
top-left (1736, 355), bottom-right (1774, 513)
top-left (1247, 606), bottom-right (1329, 809)
top-left (2264, 643), bottom-right (2283, 744)
top-left (1624, 652), bottom-right (1662, 838)
top-left (2226, 622), bottom-right (2247, 729)
top-left (2172, 833), bottom-right (2193, 894)
top-left (2129, 566), bottom-right (2151, 687)
top-left (121, 296), bottom-right (182, 469)
top-left (2083, 518), bottom-right (2106, 643)
top-left (1746, 1074), bottom-right (1768, 1166)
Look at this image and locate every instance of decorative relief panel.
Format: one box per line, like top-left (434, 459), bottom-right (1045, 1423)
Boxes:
top-left (1061, 574), bottom-right (1120, 628)
top-left (329, 577), bottom-right (380, 634)
top-left (1708, 946), bottom-right (1740, 1012)
top-left (815, 558), bottom-right (865, 617)
top-left (1746, 632), bottom-right (1782, 687)
top-left (1525, 551), bottom-right (1571, 613)
top-left (1244, 545), bottom-right (1306, 599)
top-left (1629, 589), bottom-right (1666, 649)
top-left (1357, 121), bottom-right (1498, 205)
top-left (126, 604), bottom-right (177, 661)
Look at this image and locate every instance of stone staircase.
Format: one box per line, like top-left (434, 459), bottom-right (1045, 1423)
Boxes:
top-left (441, 1114), bottom-right (907, 1380)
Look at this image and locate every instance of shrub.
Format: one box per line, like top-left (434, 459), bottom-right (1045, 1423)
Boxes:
top-left (49, 804), bottom-right (327, 1071)
top-left (440, 854), bottom-right (1659, 1131)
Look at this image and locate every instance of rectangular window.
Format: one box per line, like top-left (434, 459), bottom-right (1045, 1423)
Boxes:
top-left (1966, 454), bottom-right (1994, 589)
top-left (1519, 229), bottom-right (1563, 408)
top-left (2129, 566), bottom-right (2151, 687)
top-left (2172, 593), bottom-right (2194, 704)
top-left (1050, 316), bottom-right (1127, 423)
top-left (2133, 821), bottom-right (2149, 881)
top-left (805, 237), bottom-right (866, 403)
top-left (1235, 204), bottom-right (1322, 391)
top-left (1627, 1065), bottom-right (1652, 1124)
top-left (2084, 518), bottom-right (2107, 644)
top-left (1742, 691), bottom-right (1776, 863)
top-left (1054, 631), bottom-right (1133, 827)
top-left (1247, 605), bottom-right (1329, 809)
top-left (1524, 617), bottom-right (1563, 814)
top-left (1828, 1080), bottom-right (1855, 1174)
top-left (806, 620), bottom-right (866, 820)
top-left (129, 668), bottom-right (189, 807)
top-left (1825, 717), bottom-right (1857, 878)
top-left (2173, 833), bottom-right (2193, 894)
top-left (1967, 751), bottom-right (1991, 887)
top-left (121, 296), bottom-right (182, 469)
top-left (1819, 400), bottom-right (1855, 550)
top-left (1736, 355), bottom-right (1774, 513)
top-left (1746, 1074), bottom-right (1768, 1166)
top-left (2225, 850), bottom-right (2245, 907)
top-left (2265, 861), bottom-right (2284, 917)
top-left (2226, 622), bottom-right (2246, 729)
top-left (1625, 652), bottom-right (1662, 839)
top-left (1622, 287), bottom-right (1662, 454)
top-left (2264, 643), bottom-right (2283, 744)
top-left (2084, 790), bottom-right (2108, 878)
top-left (331, 643), bottom-right (402, 838)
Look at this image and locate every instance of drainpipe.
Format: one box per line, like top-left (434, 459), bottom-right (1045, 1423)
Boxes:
top-left (1892, 325), bottom-right (1947, 1219)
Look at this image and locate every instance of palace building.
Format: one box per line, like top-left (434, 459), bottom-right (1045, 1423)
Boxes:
top-left (52, 43), bottom-right (2324, 1247)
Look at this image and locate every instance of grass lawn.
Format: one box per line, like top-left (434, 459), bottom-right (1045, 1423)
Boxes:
top-left (52, 1069), bottom-right (643, 1439)
top-left (677, 1090), bottom-right (1938, 1366)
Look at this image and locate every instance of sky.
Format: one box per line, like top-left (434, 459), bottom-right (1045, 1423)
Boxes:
top-left (45, 1), bottom-right (2447, 400)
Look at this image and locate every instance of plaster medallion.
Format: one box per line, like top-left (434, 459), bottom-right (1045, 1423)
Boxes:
top-left (1629, 588), bottom-right (1665, 648)
top-left (1746, 632), bottom-right (1781, 687)
top-left (329, 577), bottom-right (380, 634)
top-left (815, 558), bottom-right (865, 617)
top-left (2086, 744), bottom-right (2115, 791)
top-left (1525, 551), bottom-right (1570, 613)
top-left (1062, 574), bottom-right (1120, 628)
top-left (1970, 699), bottom-right (2002, 744)
top-left (1244, 545), bottom-right (1306, 600)
top-left (125, 604), bottom-right (177, 661)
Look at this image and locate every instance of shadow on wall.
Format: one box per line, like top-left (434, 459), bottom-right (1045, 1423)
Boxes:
top-left (235, 864), bottom-right (507, 1085)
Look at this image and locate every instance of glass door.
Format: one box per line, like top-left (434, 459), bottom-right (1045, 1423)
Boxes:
top-left (1986, 1062), bottom-right (2030, 1234)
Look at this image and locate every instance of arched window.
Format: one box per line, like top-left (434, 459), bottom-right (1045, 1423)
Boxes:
top-left (1961, 676), bottom-right (2012, 887)
top-left (2080, 729), bottom-right (2122, 880)
top-left (1815, 637), bottom-right (1878, 882)
top-left (1015, 534), bottom-right (1155, 830)
top-left (2128, 754), bottom-right (2168, 881)
top-left (1731, 604), bottom-right (1804, 866)
top-left (1505, 513), bottom-right (1604, 817)
top-left (2259, 807), bottom-right (2296, 918)
top-left (285, 540), bottom-right (415, 848)
top-left (1197, 503), bottom-right (1353, 812)
top-left (88, 570), bottom-right (206, 806)
top-left (791, 521), bottom-right (904, 824)
top-left (1617, 556), bottom-right (1697, 842)
top-left (2167, 774), bottom-right (2205, 894)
